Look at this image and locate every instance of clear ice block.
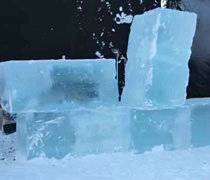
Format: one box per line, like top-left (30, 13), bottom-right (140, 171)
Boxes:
top-left (17, 112), bottom-right (75, 159)
top-left (0, 59), bottom-right (118, 113)
top-left (71, 107), bottom-right (131, 155)
top-left (130, 106), bottom-right (191, 153)
top-left (17, 107), bottom-right (131, 159)
top-left (122, 8), bottom-right (197, 107)
top-left (185, 98), bottom-right (210, 147)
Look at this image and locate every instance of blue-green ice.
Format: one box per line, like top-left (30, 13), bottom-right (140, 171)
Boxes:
top-left (0, 8), bottom-right (205, 160)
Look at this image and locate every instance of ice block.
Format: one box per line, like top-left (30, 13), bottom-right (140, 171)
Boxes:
top-left (16, 97), bottom-right (210, 159)
top-left (0, 59), bottom-right (118, 113)
top-left (17, 107), bottom-right (131, 159)
top-left (185, 98), bottom-right (210, 147)
top-left (122, 8), bottom-right (197, 107)
top-left (17, 112), bottom-right (75, 159)
top-left (130, 106), bottom-right (191, 153)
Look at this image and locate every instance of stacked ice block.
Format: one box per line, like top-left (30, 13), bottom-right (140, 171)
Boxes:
top-left (121, 8), bottom-right (197, 153)
top-left (17, 107), bottom-right (130, 159)
top-left (185, 98), bottom-right (210, 148)
top-left (130, 106), bottom-right (191, 152)
top-left (0, 59), bottom-right (118, 112)
top-left (0, 59), bottom-right (126, 159)
top-left (122, 8), bottom-right (197, 107)
top-left (0, 8), bottom-right (204, 160)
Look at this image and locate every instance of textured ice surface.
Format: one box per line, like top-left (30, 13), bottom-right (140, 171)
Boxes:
top-left (0, 59), bottom-right (118, 113)
top-left (17, 112), bottom-right (75, 159)
top-left (17, 107), bottom-right (130, 159)
top-left (13, 98), bottom-right (210, 160)
top-left (71, 107), bottom-right (130, 155)
top-left (122, 8), bottom-right (197, 107)
top-left (16, 104), bottom-right (202, 160)
top-left (185, 98), bottom-right (210, 147)
top-left (131, 106), bottom-right (191, 152)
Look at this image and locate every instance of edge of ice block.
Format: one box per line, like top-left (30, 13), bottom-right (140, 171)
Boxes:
top-left (143, 7), bottom-right (198, 20)
top-left (0, 58), bottom-right (117, 113)
top-left (130, 105), bottom-right (189, 111)
top-left (0, 58), bottom-right (116, 64)
top-left (185, 98), bottom-right (210, 106)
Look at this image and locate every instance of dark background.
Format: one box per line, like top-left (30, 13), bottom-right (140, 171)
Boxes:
top-left (0, 0), bottom-right (209, 99)
top-left (0, 0), bottom-right (155, 60)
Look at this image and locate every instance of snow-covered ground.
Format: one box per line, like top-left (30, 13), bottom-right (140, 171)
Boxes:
top-left (0, 132), bottom-right (16, 161)
top-left (0, 133), bottom-right (210, 180)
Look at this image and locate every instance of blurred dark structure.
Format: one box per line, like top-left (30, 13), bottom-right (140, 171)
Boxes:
top-left (0, 0), bottom-right (161, 60)
top-left (187, 59), bottom-right (210, 98)
top-left (0, 0), bottom-right (183, 61)
top-left (182, 0), bottom-right (210, 98)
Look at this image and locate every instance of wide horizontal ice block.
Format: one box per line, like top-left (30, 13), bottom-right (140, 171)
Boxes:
top-left (0, 59), bottom-right (118, 113)
top-left (17, 107), bottom-right (131, 159)
top-left (16, 98), bottom-right (210, 159)
top-left (122, 8), bottom-right (197, 107)
top-left (16, 105), bottom-right (198, 160)
top-left (185, 98), bottom-right (210, 147)
top-left (130, 106), bottom-right (191, 152)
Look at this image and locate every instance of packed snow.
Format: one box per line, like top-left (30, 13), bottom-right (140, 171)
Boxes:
top-left (182, 0), bottom-right (210, 61)
top-left (1, 133), bottom-right (210, 180)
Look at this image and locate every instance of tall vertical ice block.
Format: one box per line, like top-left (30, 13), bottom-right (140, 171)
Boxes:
top-left (131, 106), bottom-right (191, 153)
top-left (0, 59), bottom-right (118, 113)
top-left (122, 8), bottom-right (197, 107)
top-left (17, 107), bottom-right (131, 159)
